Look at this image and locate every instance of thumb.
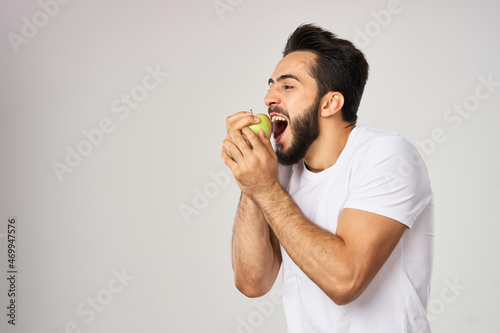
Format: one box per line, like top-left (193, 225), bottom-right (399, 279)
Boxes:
top-left (259, 130), bottom-right (275, 155)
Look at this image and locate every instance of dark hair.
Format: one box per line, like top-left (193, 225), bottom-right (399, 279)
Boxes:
top-left (283, 23), bottom-right (369, 124)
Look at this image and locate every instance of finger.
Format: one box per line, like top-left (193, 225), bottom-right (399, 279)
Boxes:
top-left (221, 142), bottom-right (234, 160)
top-left (226, 112), bottom-right (261, 133)
top-left (241, 127), bottom-right (265, 151)
top-left (241, 133), bottom-right (253, 150)
top-left (222, 138), bottom-right (244, 163)
top-left (221, 146), bottom-right (238, 170)
top-left (259, 130), bottom-right (276, 155)
top-left (230, 129), bottom-right (254, 156)
top-left (226, 111), bottom-right (252, 128)
top-left (226, 111), bottom-right (253, 120)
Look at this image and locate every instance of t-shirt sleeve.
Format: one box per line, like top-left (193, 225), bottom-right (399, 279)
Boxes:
top-left (344, 135), bottom-right (433, 228)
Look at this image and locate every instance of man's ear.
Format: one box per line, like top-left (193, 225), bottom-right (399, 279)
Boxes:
top-left (320, 92), bottom-right (344, 118)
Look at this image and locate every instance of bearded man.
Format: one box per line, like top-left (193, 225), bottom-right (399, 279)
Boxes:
top-left (221, 23), bottom-right (434, 333)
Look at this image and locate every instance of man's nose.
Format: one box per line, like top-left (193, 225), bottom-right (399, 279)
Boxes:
top-left (264, 88), bottom-right (281, 108)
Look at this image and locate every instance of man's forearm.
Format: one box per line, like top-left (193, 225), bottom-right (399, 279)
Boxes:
top-left (232, 192), bottom-right (281, 297)
top-left (253, 183), bottom-right (355, 304)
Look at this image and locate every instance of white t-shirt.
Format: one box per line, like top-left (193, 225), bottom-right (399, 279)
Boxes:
top-left (278, 126), bottom-right (434, 333)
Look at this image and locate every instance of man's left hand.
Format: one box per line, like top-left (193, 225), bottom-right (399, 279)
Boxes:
top-left (221, 126), bottom-right (279, 200)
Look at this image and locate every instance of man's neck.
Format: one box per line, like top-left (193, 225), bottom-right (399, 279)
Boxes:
top-left (303, 123), bottom-right (355, 173)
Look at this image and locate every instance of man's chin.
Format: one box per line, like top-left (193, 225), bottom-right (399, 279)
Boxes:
top-left (276, 149), bottom-right (301, 166)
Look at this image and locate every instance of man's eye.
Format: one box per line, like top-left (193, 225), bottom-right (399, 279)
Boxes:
top-left (284, 85), bottom-right (293, 90)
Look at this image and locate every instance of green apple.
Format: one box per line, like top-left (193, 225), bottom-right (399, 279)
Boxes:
top-left (248, 113), bottom-right (272, 139)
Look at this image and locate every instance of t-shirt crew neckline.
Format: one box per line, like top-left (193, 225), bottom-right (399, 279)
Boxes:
top-left (301, 126), bottom-right (360, 181)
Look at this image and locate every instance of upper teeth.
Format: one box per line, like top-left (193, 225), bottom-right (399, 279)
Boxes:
top-left (271, 115), bottom-right (287, 122)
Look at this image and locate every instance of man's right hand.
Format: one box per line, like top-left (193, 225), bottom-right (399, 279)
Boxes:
top-left (223, 111), bottom-right (263, 158)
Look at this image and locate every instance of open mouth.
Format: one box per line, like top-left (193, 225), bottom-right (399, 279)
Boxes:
top-left (270, 114), bottom-right (288, 141)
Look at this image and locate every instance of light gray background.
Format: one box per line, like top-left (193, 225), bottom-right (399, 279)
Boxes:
top-left (1, 0), bottom-right (499, 332)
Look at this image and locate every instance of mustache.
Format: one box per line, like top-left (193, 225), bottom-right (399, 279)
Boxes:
top-left (268, 106), bottom-right (290, 120)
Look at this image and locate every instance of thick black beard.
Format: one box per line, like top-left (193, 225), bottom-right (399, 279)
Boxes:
top-left (275, 97), bottom-right (321, 166)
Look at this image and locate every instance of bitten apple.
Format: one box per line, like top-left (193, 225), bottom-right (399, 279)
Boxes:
top-left (248, 113), bottom-right (272, 139)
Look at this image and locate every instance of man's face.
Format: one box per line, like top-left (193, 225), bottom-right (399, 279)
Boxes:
top-left (265, 51), bottom-right (321, 165)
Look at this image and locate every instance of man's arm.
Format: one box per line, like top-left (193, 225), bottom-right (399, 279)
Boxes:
top-left (222, 111), bottom-right (282, 297)
top-left (254, 182), bottom-right (406, 305)
top-left (232, 193), bottom-right (282, 297)
top-left (222, 126), bottom-right (406, 305)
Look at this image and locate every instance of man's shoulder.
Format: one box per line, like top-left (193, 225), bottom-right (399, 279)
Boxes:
top-left (349, 126), bottom-right (429, 183)
top-left (351, 126), bottom-right (420, 159)
top-left (353, 126), bottom-right (406, 145)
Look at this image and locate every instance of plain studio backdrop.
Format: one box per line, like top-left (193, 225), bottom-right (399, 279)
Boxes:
top-left (1, 0), bottom-right (499, 332)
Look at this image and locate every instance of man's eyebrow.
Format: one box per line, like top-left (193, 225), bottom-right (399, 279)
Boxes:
top-left (268, 74), bottom-right (300, 86)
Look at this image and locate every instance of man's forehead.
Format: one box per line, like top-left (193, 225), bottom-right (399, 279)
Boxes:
top-left (271, 51), bottom-right (317, 80)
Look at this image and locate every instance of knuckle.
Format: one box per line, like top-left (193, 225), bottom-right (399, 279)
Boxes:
top-left (241, 128), bottom-right (251, 138)
top-left (233, 133), bottom-right (244, 144)
top-left (230, 129), bottom-right (240, 139)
